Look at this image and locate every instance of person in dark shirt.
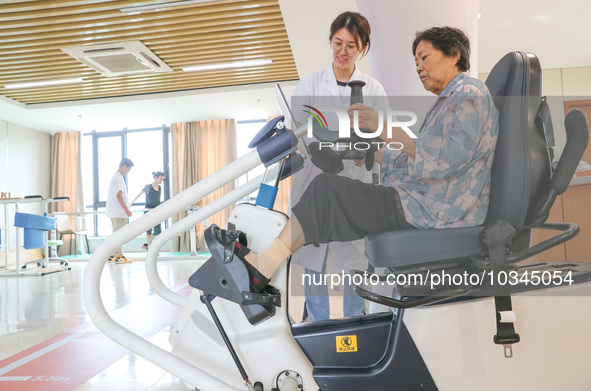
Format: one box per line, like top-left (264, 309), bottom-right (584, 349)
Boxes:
top-left (131, 171), bottom-right (165, 250)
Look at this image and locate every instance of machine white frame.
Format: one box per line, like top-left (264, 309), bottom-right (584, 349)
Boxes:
top-left (83, 119), bottom-right (313, 390)
top-left (84, 83), bottom-right (591, 390)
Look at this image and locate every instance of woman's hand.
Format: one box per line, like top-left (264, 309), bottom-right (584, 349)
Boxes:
top-left (354, 158), bottom-right (365, 167)
top-left (349, 103), bottom-right (417, 157)
top-left (348, 103), bottom-right (380, 132)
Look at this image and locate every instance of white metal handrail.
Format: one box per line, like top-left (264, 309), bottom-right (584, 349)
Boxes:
top-left (83, 150), bottom-right (263, 390)
top-left (145, 175), bottom-right (263, 307)
top-left (83, 122), bottom-right (307, 389)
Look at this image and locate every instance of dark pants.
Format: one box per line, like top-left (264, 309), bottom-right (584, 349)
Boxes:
top-left (144, 207), bottom-right (162, 236)
top-left (291, 174), bottom-right (415, 246)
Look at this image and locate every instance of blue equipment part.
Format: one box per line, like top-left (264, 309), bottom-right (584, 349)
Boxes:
top-left (248, 116), bottom-right (298, 167)
top-left (256, 129), bottom-right (298, 167)
top-left (14, 212), bottom-right (56, 250)
top-left (255, 183), bottom-right (279, 209)
top-left (248, 116), bottom-right (286, 148)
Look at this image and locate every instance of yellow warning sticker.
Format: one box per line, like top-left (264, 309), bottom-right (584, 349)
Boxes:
top-left (336, 335), bottom-right (358, 353)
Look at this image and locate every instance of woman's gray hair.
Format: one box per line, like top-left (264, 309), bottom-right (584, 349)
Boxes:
top-left (412, 26), bottom-right (470, 72)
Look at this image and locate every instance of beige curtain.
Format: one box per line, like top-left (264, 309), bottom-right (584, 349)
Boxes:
top-left (50, 131), bottom-right (85, 255)
top-left (171, 119), bottom-right (236, 251)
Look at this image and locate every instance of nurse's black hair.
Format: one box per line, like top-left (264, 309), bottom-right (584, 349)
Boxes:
top-left (329, 11), bottom-right (371, 56)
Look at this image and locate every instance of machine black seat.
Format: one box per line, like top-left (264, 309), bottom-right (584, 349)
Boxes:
top-left (365, 226), bottom-right (484, 268)
top-left (364, 51), bottom-right (588, 272)
top-left (365, 51), bottom-right (545, 269)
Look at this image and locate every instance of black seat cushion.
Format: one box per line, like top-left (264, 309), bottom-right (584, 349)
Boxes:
top-left (364, 52), bottom-right (543, 269)
top-left (365, 226), bottom-right (484, 268)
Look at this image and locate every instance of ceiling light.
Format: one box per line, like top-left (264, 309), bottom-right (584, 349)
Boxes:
top-left (183, 59), bottom-right (273, 72)
top-left (119, 0), bottom-right (219, 13)
top-left (4, 78), bottom-right (84, 89)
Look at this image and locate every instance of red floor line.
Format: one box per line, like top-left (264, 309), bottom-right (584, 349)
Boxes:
top-left (0, 282), bottom-right (191, 391)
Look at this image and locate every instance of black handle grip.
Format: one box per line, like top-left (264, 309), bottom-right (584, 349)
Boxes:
top-left (551, 109), bottom-right (590, 194)
top-left (348, 80), bottom-right (366, 105)
top-left (349, 80), bottom-right (377, 171)
top-left (24, 195), bottom-right (43, 199)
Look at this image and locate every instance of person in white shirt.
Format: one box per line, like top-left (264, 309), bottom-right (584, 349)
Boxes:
top-left (288, 11), bottom-right (390, 321)
top-left (106, 157), bottom-right (134, 263)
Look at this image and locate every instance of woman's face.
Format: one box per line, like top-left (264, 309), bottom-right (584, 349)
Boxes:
top-left (414, 40), bottom-right (461, 95)
top-left (155, 175), bottom-right (164, 184)
top-left (330, 28), bottom-right (365, 71)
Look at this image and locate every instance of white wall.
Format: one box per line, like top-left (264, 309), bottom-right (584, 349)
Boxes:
top-left (0, 121), bottom-right (6, 195)
top-left (478, 65), bottom-right (591, 156)
top-left (0, 120), bottom-right (51, 249)
top-left (357, 0), bottom-right (480, 96)
top-left (278, 0), bottom-right (371, 79)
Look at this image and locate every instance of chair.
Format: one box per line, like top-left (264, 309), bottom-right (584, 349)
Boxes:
top-left (17, 212), bottom-right (70, 273)
top-left (354, 52), bottom-right (590, 351)
top-left (56, 214), bottom-right (91, 256)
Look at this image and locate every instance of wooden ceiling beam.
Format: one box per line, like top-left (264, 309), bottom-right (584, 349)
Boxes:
top-left (8, 59), bottom-right (293, 87)
top-left (0, 0), bottom-right (268, 19)
top-left (0, 32), bottom-right (287, 61)
top-left (0, 49), bottom-right (292, 81)
top-left (0, 0), bottom-right (276, 24)
top-left (0, 4), bottom-right (281, 38)
top-left (0, 0), bottom-right (297, 106)
top-left (0, 23), bottom-right (286, 53)
top-left (0, 11), bottom-right (284, 43)
top-left (0, 59), bottom-right (295, 91)
top-left (6, 70), bottom-right (298, 104)
top-left (0, 0), bottom-right (166, 15)
top-left (0, 44), bottom-right (289, 72)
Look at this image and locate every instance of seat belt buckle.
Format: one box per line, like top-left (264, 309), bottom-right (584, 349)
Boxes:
top-left (494, 333), bottom-right (520, 358)
top-left (502, 344), bottom-right (514, 358)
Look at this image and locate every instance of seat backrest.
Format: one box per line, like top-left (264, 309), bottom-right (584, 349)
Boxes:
top-left (55, 214), bottom-right (75, 233)
top-left (484, 52), bottom-right (551, 229)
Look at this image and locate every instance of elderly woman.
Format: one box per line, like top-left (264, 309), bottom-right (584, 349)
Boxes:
top-left (231, 27), bottom-right (499, 286)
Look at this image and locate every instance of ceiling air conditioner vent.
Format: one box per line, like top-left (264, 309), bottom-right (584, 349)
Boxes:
top-left (61, 41), bottom-right (173, 77)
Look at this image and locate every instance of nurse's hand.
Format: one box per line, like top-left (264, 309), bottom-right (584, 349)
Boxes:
top-left (349, 103), bottom-right (380, 132)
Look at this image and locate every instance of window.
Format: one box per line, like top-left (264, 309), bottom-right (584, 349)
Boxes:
top-left (81, 120), bottom-right (270, 236)
top-left (236, 120), bottom-right (267, 203)
top-left (127, 130), bottom-right (165, 203)
top-left (82, 126), bottom-right (170, 236)
top-left (97, 135), bottom-right (122, 202)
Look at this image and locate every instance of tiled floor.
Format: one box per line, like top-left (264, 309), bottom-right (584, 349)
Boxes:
top-left (0, 254), bottom-right (351, 391)
top-left (0, 256), bottom-right (206, 390)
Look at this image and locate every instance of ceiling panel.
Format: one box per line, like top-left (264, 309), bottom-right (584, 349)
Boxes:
top-left (0, 0), bottom-right (299, 105)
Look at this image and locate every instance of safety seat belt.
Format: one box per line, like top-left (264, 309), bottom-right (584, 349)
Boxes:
top-left (481, 220), bottom-right (521, 358)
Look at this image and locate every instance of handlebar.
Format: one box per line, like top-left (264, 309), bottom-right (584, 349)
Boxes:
top-left (309, 80), bottom-right (382, 172)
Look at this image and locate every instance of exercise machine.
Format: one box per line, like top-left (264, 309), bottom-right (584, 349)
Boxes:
top-left (84, 52), bottom-right (591, 390)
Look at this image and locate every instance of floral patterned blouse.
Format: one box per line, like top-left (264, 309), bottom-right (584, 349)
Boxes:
top-left (381, 72), bottom-right (499, 228)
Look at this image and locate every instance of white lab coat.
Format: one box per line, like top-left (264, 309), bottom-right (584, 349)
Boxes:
top-left (289, 63), bottom-right (390, 273)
